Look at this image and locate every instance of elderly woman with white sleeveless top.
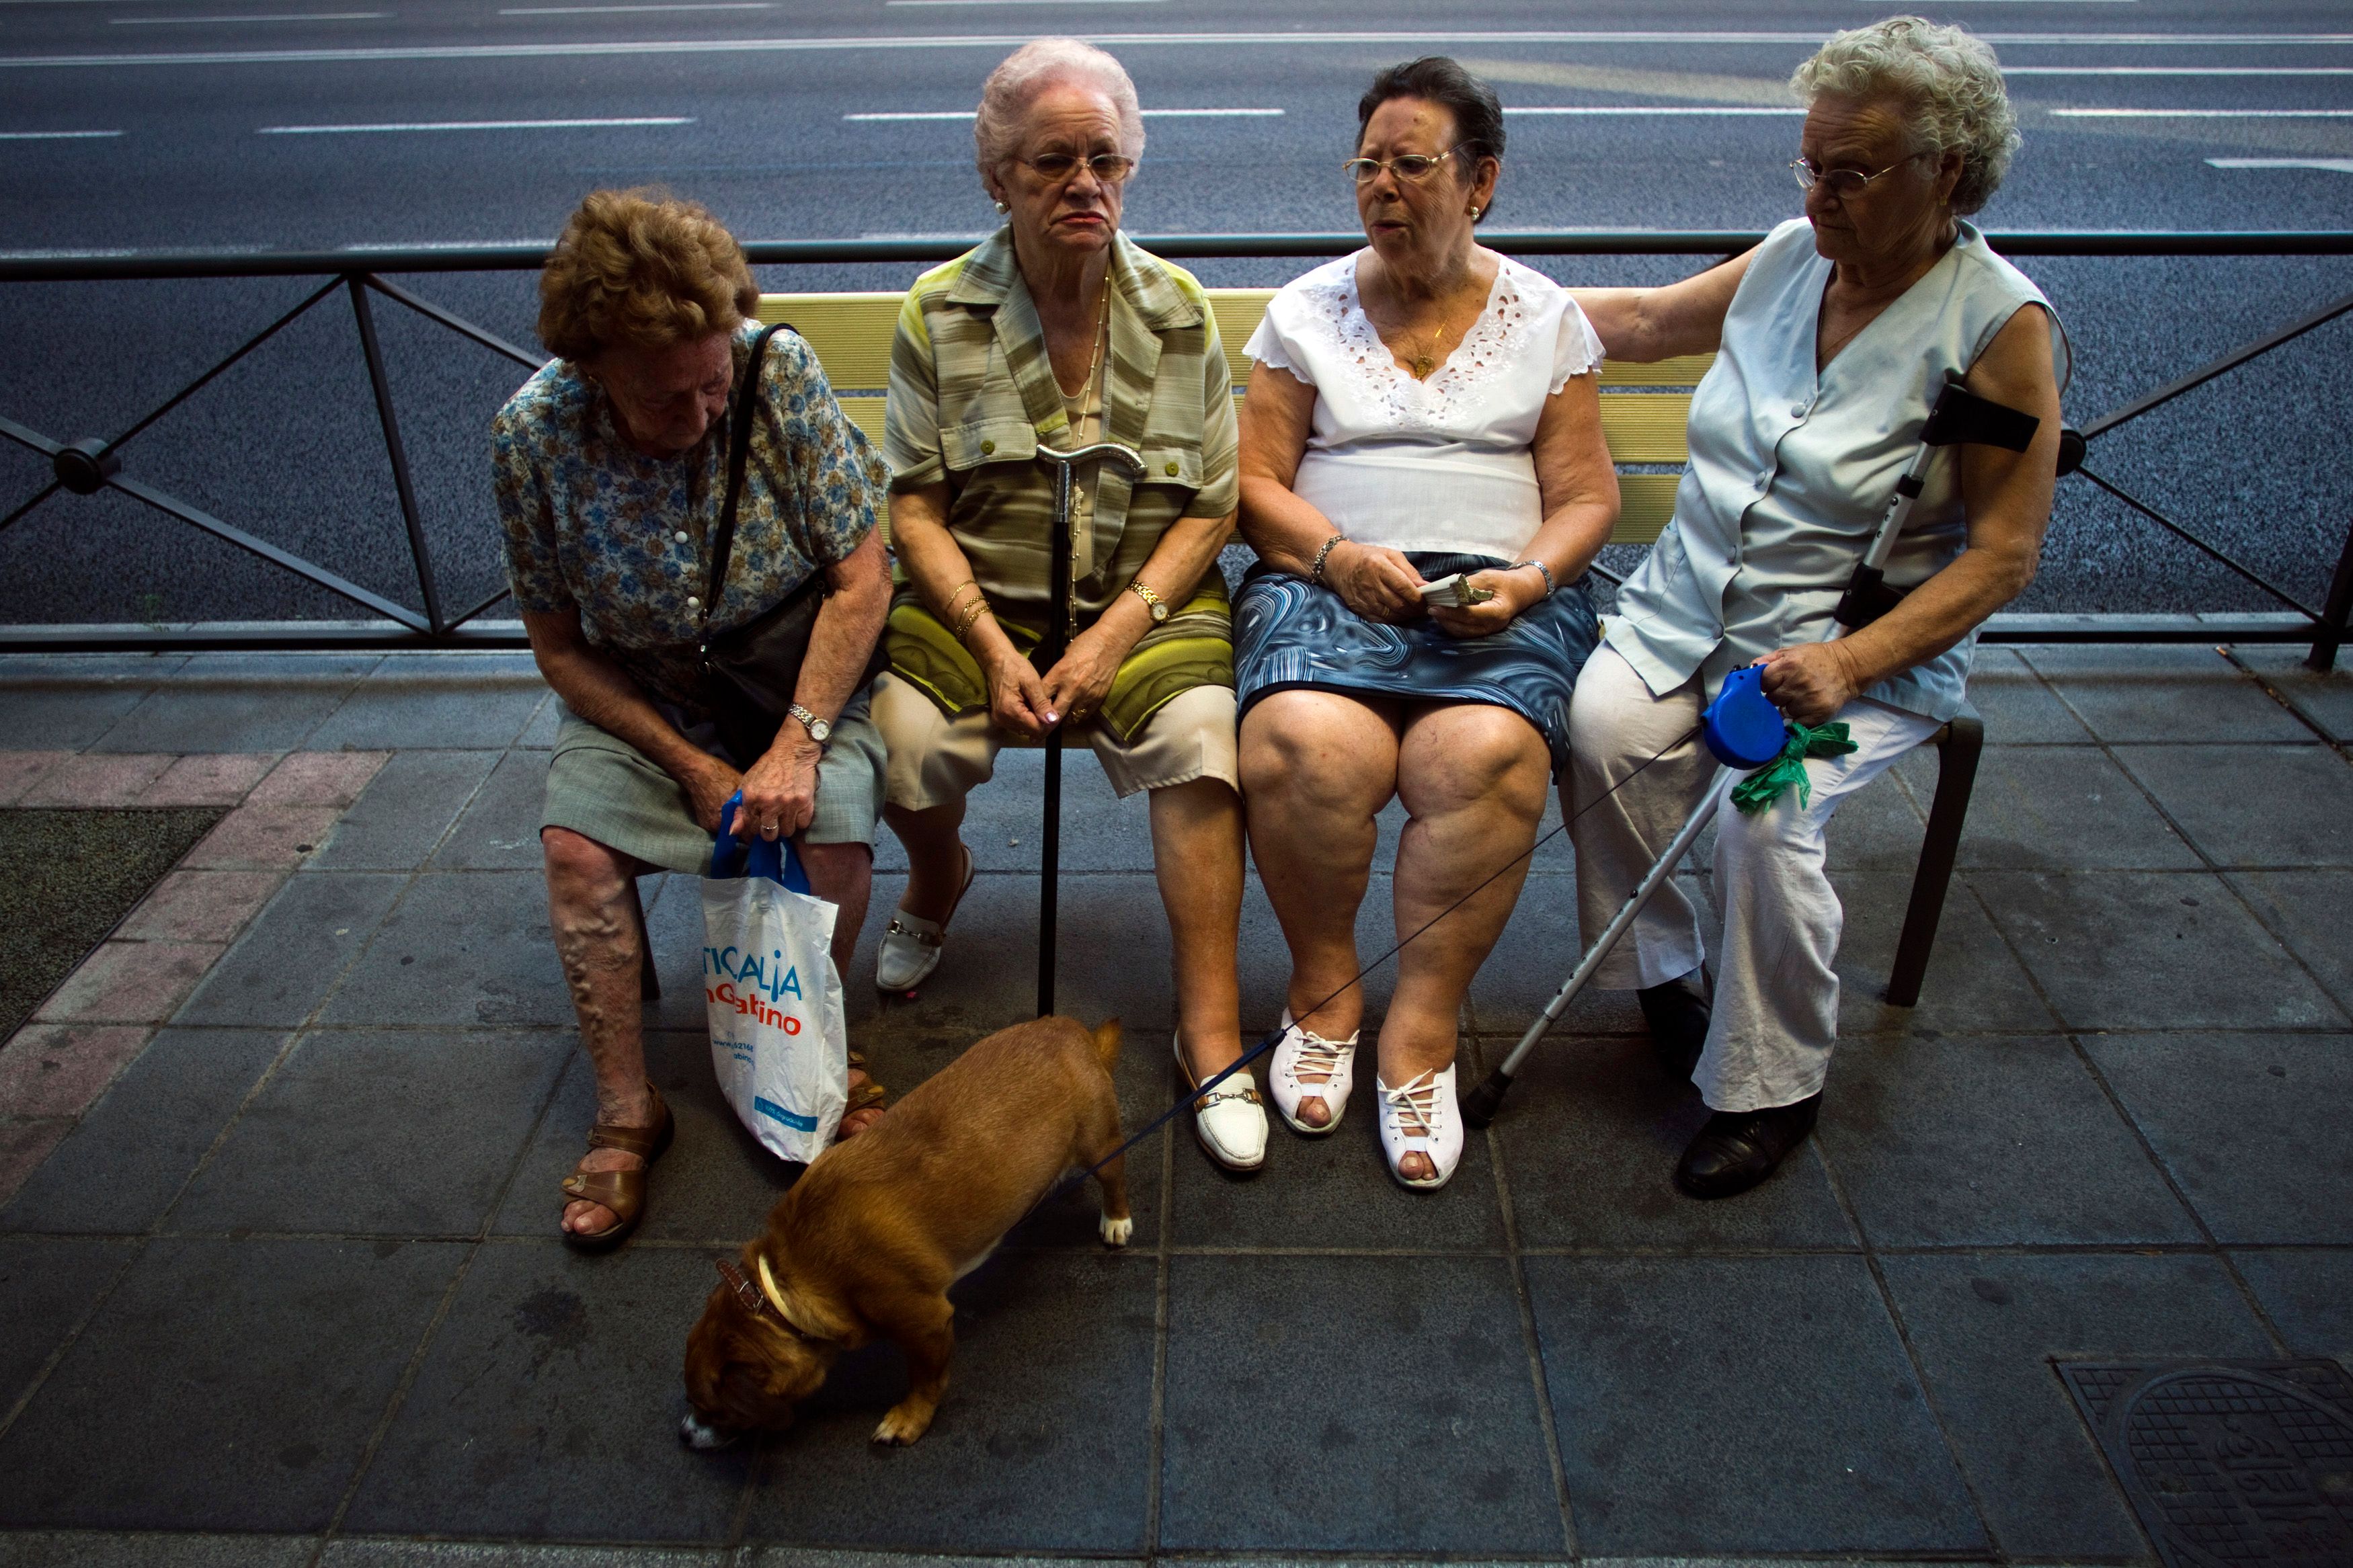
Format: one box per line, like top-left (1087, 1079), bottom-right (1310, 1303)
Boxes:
top-left (1236, 57), bottom-right (1621, 1190)
top-left (1568, 16), bottom-right (2068, 1200)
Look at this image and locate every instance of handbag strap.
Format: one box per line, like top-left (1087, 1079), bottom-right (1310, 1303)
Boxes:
top-left (701, 321), bottom-right (790, 635)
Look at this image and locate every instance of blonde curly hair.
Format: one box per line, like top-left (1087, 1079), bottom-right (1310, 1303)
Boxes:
top-left (536, 188), bottom-right (758, 363)
top-left (1791, 16), bottom-right (2021, 216)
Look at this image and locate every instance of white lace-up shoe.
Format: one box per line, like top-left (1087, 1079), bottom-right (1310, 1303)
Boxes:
top-left (1376, 1063), bottom-right (1463, 1190)
top-left (1174, 1032), bottom-right (1267, 1171)
top-left (1270, 1009), bottom-right (1357, 1135)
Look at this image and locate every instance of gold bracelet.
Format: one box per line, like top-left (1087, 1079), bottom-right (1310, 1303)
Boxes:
top-left (943, 579), bottom-right (984, 615)
top-left (953, 600), bottom-right (994, 644)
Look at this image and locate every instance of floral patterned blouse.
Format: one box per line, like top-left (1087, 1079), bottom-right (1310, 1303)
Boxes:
top-left (492, 323), bottom-right (886, 716)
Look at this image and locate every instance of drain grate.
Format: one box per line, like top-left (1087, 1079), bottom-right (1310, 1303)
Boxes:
top-left (2061, 1359), bottom-right (2353, 1568)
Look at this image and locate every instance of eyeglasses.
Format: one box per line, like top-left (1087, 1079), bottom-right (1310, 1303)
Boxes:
top-left (1343, 147), bottom-right (1464, 186)
top-left (1788, 151), bottom-right (1929, 198)
top-left (1021, 151), bottom-right (1137, 185)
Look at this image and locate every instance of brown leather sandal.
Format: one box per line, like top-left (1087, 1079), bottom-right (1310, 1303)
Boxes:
top-left (842, 1050), bottom-right (889, 1137)
top-left (559, 1081), bottom-right (674, 1252)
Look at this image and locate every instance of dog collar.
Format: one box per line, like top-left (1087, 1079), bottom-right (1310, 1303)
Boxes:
top-left (755, 1251), bottom-right (835, 1343)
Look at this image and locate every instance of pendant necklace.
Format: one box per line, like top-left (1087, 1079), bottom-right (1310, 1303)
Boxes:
top-left (1056, 283), bottom-right (1111, 636)
top-left (1377, 269), bottom-right (1469, 381)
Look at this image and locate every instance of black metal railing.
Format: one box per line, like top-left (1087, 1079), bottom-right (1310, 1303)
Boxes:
top-left (3, 230), bottom-right (2350, 668)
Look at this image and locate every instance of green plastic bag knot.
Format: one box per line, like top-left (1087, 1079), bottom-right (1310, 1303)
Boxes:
top-left (1728, 720), bottom-right (1858, 816)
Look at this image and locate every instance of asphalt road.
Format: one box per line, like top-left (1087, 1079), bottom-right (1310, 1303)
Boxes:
top-left (2, 0), bottom-right (2350, 627)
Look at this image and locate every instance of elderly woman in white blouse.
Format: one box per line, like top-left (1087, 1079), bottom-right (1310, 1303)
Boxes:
top-left (1236, 56), bottom-right (1620, 1190)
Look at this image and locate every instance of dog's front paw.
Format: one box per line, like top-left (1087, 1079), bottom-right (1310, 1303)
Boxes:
top-left (1099, 1213), bottom-right (1134, 1248)
top-left (871, 1403), bottom-right (934, 1446)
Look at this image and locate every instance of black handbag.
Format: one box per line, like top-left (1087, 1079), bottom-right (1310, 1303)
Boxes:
top-left (698, 322), bottom-right (888, 765)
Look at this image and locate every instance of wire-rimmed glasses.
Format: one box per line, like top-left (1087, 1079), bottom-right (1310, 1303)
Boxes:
top-left (1788, 151), bottom-right (1930, 198)
top-left (1023, 151), bottom-right (1137, 185)
top-left (1343, 146), bottom-right (1465, 185)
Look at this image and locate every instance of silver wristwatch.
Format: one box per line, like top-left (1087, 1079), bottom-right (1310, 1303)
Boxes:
top-left (787, 702), bottom-right (831, 749)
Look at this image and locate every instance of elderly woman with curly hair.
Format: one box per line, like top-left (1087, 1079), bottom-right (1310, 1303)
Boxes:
top-left (875, 40), bottom-right (1264, 1171)
top-left (1568, 16), bottom-right (2069, 1199)
top-left (494, 189), bottom-right (894, 1249)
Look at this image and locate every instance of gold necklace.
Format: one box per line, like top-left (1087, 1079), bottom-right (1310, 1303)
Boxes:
top-left (1375, 269), bottom-right (1472, 380)
top-left (1054, 283), bottom-right (1110, 399)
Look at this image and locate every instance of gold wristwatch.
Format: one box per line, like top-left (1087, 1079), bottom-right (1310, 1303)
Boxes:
top-left (1127, 581), bottom-right (1168, 623)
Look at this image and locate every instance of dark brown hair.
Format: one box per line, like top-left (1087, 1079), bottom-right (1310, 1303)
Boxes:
top-left (1356, 56), bottom-right (1506, 224)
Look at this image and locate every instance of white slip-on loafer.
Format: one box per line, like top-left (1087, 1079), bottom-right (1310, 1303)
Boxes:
top-left (875, 912), bottom-right (945, 991)
top-left (1270, 1008), bottom-right (1357, 1136)
top-left (1377, 1063), bottom-right (1463, 1191)
top-left (1174, 1032), bottom-right (1267, 1171)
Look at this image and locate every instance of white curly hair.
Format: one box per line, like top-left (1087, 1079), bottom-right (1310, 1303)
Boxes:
top-left (973, 38), bottom-right (1146, 175)
top-left (1791, 15), bottom-right (2021, 216)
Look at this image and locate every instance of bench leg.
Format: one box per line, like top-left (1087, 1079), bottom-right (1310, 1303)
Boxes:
top-left (1886, 712), bottom-right (1982, 1008)
top-left (631, 877), bottom-right (661, 1002)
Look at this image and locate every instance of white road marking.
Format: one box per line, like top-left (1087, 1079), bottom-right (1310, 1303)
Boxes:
top-left (0, 127), bottom-right (122, 137)
top-left (260, 115), bottom-right (692, 131)
top-left (110, 10), bottom-right (383, 22)
top-left (2050, 108), bottom-right (2353, 117)
top-left (11, 30), bottom-right (2353, 68)
top-left (2006, 65), bottom-right (2353, 73)
top-left (846, 106), bottom-right (1280, 119)
top-left (1506, 105), bottom-right (1802, 114)
top-left (2207, 157), bottom-right (2353, 172)
top-left (887, 1), bottom-right (1165, 6)
top-left (500, 3), bottom-right (768, 11)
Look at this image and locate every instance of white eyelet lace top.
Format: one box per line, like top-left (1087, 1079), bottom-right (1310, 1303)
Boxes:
top-left (1244, 250), bottom-right (1604, 562)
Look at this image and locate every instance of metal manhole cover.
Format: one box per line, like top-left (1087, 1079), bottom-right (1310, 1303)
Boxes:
top-left (2061, 1360), bottom-right (2353, 1568)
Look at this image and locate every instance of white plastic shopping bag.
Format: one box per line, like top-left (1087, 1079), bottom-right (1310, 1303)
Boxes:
top-left (701, 794), bottom-right (850, 1163)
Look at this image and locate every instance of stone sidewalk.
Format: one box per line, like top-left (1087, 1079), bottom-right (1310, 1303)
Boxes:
top-left (0, 643), bottom-right (2349, 1568)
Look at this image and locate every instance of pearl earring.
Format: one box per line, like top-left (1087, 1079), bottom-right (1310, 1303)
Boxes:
top-left (994, 200), bottom-right (1010, 214)
top-left (1468, 204), bottom-right (1482, 218)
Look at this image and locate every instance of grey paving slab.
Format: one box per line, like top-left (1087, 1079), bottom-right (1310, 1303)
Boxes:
top-left (2229, 870), bottom-right (2353, 1007)
top-left (1524, 1255), bottom-right (1982, 1555)
top-left (742, 1251), bottom-right (1156, 1554)
top-left (321, 871), bottom-right (571, 1028)
top-left (742, 1553), bottom-right (1134, 1568)
top-left (1971, 869), bottom-right (2346, 1031)
top-left (2231, 1247), bottom-right (2353, 1366)
top-left (516, 692), bottom-right (562, 749)
top-left (313, 749), bottom-right (501, 871)
top-left (0, 1029), bottom-right (287, 1235)
top-left (307, 657), bottom-right (549, 751)
top-left (430, 751), bottom-right (553, 870)
top-left (1832, 870), bottom-right (2062, 1038)
top-left (1817, 767), bottom-right (1928, 874)
top-left (2117, 742), bottom-right (2353, 866)
top-left (1160, 1253), bottom-right (1565, 1556)
top-left (2234, 643), bottom-right (2353, 741)
top-left (87, 656), bottom-right (381, 753)
top-left (0, 1532), bottom-right (315, 1568)
top-left (173, 871), bottom-right (407, 1027)
top-left (1878, 1251), bottom-right (2277, 1559)
top-left (331, 1544), bottom-right (721, 1567)
top-left (170, 1029), bottom-right (565, 1236)
top-left (1816, 1034), bottom-right (2197, 1247)
top-left (1895, 743), bottom-right (2200, 870)
top-left (0, 1236), bottom-right (130, 1412)
top-left (1951, 648), bottom-right (2094, 743)
top-left (2020, 644), bottom-right (2313, 743)
top-left (1491, 1034), bottom-right (1856, 1251)
top-left (341, 1241), bottom-right (752, 1543)
top-left (0, 1237), bottom-right (462, 1531)
top-left (0, 679), bottom-right (159, 749)
top-left (1466, 870), bottom-right (1659, 1040)
top-left (2081, 1031), bottom-right (2353, 1244)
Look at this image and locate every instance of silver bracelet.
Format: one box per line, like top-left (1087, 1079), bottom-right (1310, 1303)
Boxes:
top-left (1308, 532), bottom-right (1345, 587)
top-left (1510, 559), bottom-right (1556, 599)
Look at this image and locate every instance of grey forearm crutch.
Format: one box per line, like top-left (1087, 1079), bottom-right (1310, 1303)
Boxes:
top-left (1032, 440), bottom-right (1146, 1018)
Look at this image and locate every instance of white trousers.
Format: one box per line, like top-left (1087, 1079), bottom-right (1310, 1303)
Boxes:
top-left (1566, 645), bottom-right (1941, 1113)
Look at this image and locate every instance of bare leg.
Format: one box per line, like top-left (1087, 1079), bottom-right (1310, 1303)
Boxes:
top-left (1384, 705), bottom-right (1551, 1180)
top-left (798, 836), bottom-right (885, 1137)
top-left (1148, 776), bottom-right (1247, 1083)
top-left (1238, 690), bottom-right (1400, 1126)
top-left (543, 826), bottom-right (657, 1238)
top-left (882, 799), bottom-right (970, 925)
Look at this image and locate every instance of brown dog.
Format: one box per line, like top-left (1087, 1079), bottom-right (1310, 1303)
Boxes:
top-left (680, 1014), bottom-right (1131, 1449)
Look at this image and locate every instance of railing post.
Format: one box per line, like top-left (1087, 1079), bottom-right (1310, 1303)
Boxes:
top-left (348, 274), bottom-right (446, 634)
top-left (2309, 514), bottom-right (2353, 673)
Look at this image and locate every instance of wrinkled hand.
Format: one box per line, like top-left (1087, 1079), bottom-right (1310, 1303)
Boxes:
top-left (682, 754), bottom-right (747, 836)
top-left (730, 735), bottom-right (822, 841)
top-left (981, 642), bottom-right (1056, 739)
top-left (1040, 624), bottom-right (1123, 727)
top-left (1757, 641), bottom-right (1865, 727)
top-left (1324, 540), bottom-right (1427, 624)
top-left (1427, 567), bottom-right (1538, 640)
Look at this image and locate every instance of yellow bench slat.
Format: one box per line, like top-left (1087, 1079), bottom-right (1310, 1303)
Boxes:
top-left (1613, 474), bottom-right (1681, 546)
top-left (1596, 394), bottom-right (1693, 464)
top-left (756, 293), bottom-right (902, 393)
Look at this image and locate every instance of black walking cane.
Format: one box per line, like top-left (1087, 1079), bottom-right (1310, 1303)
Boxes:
top-left (1032, 441), bottom-right (1147, 1018)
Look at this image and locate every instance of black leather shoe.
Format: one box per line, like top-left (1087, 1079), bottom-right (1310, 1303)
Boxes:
top-left (1674, 1092), bottom-right (1821, 1200)
top-left (1637, 973), bottom-right (1710, 1081)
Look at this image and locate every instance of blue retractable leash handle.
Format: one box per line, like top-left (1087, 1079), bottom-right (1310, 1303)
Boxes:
top-left (1700, 663), bottom-right (1792, 770)
top-left (707, 790), bottom-right (813, 894)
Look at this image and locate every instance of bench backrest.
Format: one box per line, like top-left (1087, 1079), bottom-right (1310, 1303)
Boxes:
top-left (758, 290), bottom-right (1712, 546)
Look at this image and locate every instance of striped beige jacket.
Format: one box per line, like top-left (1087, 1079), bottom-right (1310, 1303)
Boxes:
top-left (883, 227), bottom-right (1238, 655)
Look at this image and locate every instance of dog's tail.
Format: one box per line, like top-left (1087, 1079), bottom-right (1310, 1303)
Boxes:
top-left (1090, 1016), bottom-right (1122, 1073)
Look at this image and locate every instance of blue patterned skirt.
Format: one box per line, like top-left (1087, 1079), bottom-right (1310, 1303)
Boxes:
top-left (1234, 551), bottom-right (1601, 781)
